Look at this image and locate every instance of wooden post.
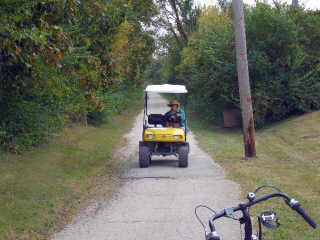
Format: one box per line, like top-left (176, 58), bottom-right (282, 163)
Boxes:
top-left (232, 0), bottom-right (256, 158)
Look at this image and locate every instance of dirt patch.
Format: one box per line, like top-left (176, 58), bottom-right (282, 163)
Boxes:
top-left (300, 134), bottom-right (320, 140)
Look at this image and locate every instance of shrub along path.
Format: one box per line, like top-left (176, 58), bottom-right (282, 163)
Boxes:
top-left (0, 100), bottom-right (143, 240)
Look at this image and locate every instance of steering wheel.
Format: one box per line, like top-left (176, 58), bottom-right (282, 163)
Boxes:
top-left (167, 112), bottom-right (180, 123)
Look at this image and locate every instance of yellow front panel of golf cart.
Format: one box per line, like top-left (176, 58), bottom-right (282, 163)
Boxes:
top-left (144, 128), bottom-right (185, 142)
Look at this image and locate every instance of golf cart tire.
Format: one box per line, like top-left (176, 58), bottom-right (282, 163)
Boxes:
top-left (178, 146), bottom-right (188, 168)
top-left (139, 145), bottom-right (150, 168)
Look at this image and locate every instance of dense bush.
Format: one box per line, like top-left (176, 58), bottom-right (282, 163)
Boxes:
top-left (87, 85), bottom-right (143, 126)
top-left (0, 0), bottom-right (156, 152)
top-left (155, 3), bottom-right (320, 127)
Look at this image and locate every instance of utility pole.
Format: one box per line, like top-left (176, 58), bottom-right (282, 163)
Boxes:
top-left (232, 0), bottom-right (256, 158)
top-left (292, 0), bottom-right (299, 9)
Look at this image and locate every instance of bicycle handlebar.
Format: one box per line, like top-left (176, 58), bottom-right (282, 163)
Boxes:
top-left (289, 200), bottom-right (318, 229)
top-left (207, 191), bottom-right (317, 240)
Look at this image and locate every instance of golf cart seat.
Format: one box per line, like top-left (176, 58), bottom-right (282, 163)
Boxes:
top-left (148, 114), bottom-right (166, 127)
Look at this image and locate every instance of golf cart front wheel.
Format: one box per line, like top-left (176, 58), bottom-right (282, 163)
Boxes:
top-left (139, 145), bottom-right (150, 168)
top-left (178, 146), bottom-right (188, 168)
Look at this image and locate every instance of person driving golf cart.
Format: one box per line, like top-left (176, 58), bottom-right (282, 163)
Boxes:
top-left (140, 84), bottom-right (189, 168)
top-left (165, 100), bottom-right (185, 128)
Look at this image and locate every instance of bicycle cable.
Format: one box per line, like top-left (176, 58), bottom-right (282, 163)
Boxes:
top-left (195, 205), bottom-right (217, 236)
top-left (248, 184), bottom-right (282, 216)
top-left (254, 185), bottom-right (282, 194)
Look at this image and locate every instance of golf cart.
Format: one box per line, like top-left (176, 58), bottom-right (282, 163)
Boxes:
top-left (139, 84), bottom-right (189, 168)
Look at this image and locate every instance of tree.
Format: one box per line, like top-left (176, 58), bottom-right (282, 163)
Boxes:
top-left (232, 0), bottom-right (256, 158)
top-left (292, 0), bottom-right (299, 9)
top-left (0, 0), bottom-right (157, 152)
top-left (155, 0), bottom-right (200, 46)
top-left (218, 0), bottom-right (231, 12)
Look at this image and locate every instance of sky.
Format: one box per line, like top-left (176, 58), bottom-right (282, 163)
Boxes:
top-left (195, 0), bottom-right (320, 10)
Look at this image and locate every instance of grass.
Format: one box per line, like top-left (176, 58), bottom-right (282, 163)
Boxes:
top-left (189, 111), bottom-right (320, 240)
top-left (0, 99), bottom-right (143, 240)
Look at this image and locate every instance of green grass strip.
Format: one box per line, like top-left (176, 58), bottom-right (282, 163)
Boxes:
top-left (0, 99), bottom-right (143, 240)
top-left (189, 111), bottom-right (320, 240)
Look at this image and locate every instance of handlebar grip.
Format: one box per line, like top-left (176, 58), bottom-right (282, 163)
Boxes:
top-left (293, 204), bottom-right (318, 229)
top-left (206, 231), bottom-right (220, 240)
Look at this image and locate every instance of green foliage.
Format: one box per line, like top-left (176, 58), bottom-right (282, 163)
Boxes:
top-left (156, 3), bottom-right (320, 127)
top-left (0, 0), bottom-right (156, 152)
top-left (0, 98), bottom-right (143, 240)
top-left (87, 85), bottom-right (144, 126)
top-left (152, 0), bottom-right (201, 84)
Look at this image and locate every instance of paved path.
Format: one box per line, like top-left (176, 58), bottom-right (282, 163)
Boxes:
top-left (53, 93), bottom-right (240, 240)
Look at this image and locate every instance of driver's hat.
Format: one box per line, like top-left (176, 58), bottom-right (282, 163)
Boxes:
top-left (168, 100), bottom-right (180, 107)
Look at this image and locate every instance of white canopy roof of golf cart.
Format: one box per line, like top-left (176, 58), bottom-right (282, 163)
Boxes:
top-left (145, 84), bottom-right (188, 93)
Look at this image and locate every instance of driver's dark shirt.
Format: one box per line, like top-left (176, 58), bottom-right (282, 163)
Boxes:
top-left (164, 109), bottom-right (186, 127)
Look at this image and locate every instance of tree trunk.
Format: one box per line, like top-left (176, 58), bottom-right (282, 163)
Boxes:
top-left (292, 0), bottom-right (298, 9)
top-left (169, 0), bottom-right (189, 43)
top-left (164, 10), bottom-right (182, 48)
top-left (232, 0), bottom-right (256, 158)
top-left (82, 114), bottom-right (88, 128)
top-left (169, 25), bottom-right (182, 48)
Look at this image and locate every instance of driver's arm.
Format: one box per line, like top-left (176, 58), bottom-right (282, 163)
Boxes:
top-left (164, 111), bottom-right (171, 121)
top-left (179, 109), bottom-right (186, 127)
